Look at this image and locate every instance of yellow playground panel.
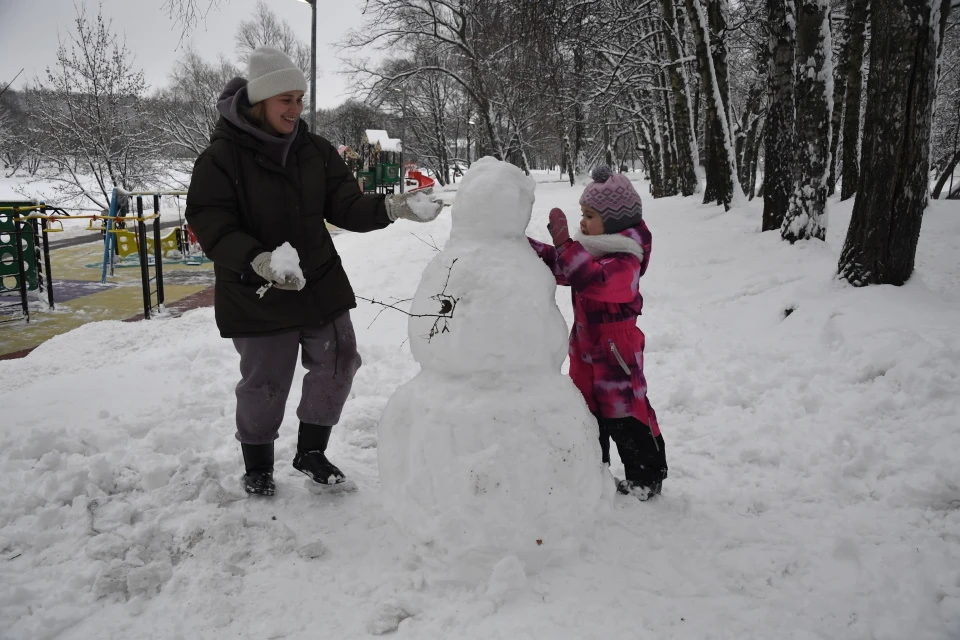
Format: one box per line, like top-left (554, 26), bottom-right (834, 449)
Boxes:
top-left (112, 227), bottom-right (181, 259)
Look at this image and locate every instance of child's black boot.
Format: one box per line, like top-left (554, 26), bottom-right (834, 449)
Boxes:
top-left (604, 417), bottom-right (667, 501)
top-left (616, 478), bottom-right (662, 501)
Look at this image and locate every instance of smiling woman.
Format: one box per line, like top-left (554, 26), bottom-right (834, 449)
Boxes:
top-left (184, 46), bottom-right (444, 498)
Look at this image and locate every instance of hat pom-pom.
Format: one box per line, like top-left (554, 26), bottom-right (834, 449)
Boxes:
top-left (591, 165), bottom-right (613, 183)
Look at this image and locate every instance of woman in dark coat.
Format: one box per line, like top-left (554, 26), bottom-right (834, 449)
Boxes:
top-left (186, 47), bottom-right (440, 496)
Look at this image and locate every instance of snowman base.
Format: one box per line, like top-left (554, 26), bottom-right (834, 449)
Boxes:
top-left (304, 478), bottom-right (358, 495)
top-left (378, 370), bottom-right (609, 571)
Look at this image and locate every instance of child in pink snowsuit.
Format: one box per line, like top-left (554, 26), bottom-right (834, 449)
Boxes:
top-left (528, 166), bottom-right (667, 500)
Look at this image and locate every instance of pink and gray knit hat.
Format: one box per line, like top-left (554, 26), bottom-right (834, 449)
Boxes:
top-left (579, 165), bottom-right (644, 233)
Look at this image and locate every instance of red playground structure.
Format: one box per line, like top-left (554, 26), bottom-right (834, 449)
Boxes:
top-left (407, 170), bottom-right (436, 191)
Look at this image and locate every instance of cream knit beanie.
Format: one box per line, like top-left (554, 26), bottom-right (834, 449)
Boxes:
top-left (246, 47), bottom-right (307, 104)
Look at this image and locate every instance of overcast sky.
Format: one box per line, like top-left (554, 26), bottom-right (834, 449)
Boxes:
top-left (0, 0), bottom-right (369, 109)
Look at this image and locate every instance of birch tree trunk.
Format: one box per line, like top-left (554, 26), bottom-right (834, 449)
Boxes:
top-left (762, 0), bottom-right (796, 231)
top-left (826, 13), bottom-right (849, 196)
top-left (737, 81), bottom-right (763, 197)
top-left (660, 0), bottom-right (699, 195)
top-left (839, 0), bottom-right (869, 201)
top-left (838, 0), bottom-right (945, 286)
top-left (649, 24), bottom-right (678, 196)
top-left (685, 0), bottom-right (739, 209)
top-left (639, 123), bottom-right (666, 198)
top-left (573, 45), bottom-right (586, 184)
top-left (748, 126), bottom-right (765, 199)
top-left (782, 0), bottom-right (832, 242)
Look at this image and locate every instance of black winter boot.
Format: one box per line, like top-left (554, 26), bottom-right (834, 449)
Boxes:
top-left (603, 417), bottom-right (667, 501)
top-left (617, 478), bottom-right (662, 501)
top-left (292, 423), bottom-right (346, 485)
top-left (241, 442), bottom-right (276, 496)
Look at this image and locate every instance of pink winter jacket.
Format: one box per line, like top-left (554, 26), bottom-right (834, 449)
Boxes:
top-left (528, 221), bottom-right (660, 434)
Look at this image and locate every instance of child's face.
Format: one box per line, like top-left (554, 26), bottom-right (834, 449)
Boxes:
top-left (580, 205), bottom-right (605, 236)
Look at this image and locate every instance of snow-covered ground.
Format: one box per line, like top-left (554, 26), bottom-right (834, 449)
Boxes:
top-left (2, 170), bottom-right (959, 639)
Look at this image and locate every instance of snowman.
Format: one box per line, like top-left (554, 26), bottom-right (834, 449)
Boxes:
top-left (377, 157), bottom-right (612, 574)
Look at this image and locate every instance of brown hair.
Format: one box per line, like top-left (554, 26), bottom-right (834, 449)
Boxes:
top-left (242, 102), bottom-right (268, 128)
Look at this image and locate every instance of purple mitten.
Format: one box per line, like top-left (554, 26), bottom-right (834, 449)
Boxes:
top-left (547, 207), bottom-right (571, 246)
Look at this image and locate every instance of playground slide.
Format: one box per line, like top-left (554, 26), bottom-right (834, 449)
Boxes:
top-left (407, 170), bottom-right (436, 191)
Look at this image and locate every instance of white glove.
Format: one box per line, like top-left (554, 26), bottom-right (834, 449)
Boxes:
top-left (251, 252), bottom-right (304, 291)
top-left (385, 188), bottom-right (444, 222)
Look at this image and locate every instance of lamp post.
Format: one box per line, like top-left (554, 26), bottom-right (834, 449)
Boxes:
top-left (297, 0), bottom-right (317, 132)
top-left (467, 118), bottom-right (475, 168)
top-left (391, 86), bottom-right (407, 193)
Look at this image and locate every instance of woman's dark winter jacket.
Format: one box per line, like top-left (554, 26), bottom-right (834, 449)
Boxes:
top-left (185, 78), bottom-right (391, 338)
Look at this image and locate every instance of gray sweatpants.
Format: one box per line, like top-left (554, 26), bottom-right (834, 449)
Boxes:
top-left (231, 312), bottom-right (362, 444)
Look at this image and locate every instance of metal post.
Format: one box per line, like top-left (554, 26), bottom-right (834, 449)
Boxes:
top-left (152, 195), bottom-right (165, 313)
top-left (100, 188), bottom-right (121, 283)
top-left (33, 216), bottom-right (43, 293)
top-left (38, 207), bottom-right (55, 310)
top-left (13, 210), bottom-right (29, 322)
top-left (310, 0), bottom-right (317, 132)
top-left (399, 89), bottom-right (406, 193)
top-left (136, 197), bottom-right (151, 320)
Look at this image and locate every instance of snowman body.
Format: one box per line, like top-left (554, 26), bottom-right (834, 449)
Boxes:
top-left (378, 157), bottom-right (610, 568)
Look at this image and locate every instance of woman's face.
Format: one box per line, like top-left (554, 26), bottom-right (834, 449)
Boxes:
top-left (580, 205), bottom-right (605, 236)
top-left (263, 91), bottom-right (305, 135)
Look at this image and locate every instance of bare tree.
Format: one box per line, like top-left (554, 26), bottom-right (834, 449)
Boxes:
top-left (782, 0), bottom-right (832, 242)
top-left (763, 0), bottom-right (796, 230)
top-left (839, 0), bottom-right (869, 201)
top-left (235, 1), bottom-right (311, 77)
top-left (0, 84), bottom-right (16, 174)
top-left (27, 6), bottom-right (158, 209)
top-left (660, 0), bottom-right (700, 196)
top-left (0, 88), bottom-right (42, 178)
top-left (930, 9), bottom-right (960, 199)
top-left (838, 0), bottom-right (948, 286)
top-left (153, 49), bottom-right (240, 183)
top-left (316, 100), bottom-right (387, 150)
top-left (826, 5), bottom-right (849, 197)
top-left (344, 0), bottom-right (514, 160)
top-left (686, 0), bottom-right (742, 209)
top-left (163, 0), bottom-right (224, 41)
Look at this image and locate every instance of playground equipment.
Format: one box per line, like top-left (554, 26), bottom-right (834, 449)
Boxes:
top-left (1, 188), bottom-right (197, 323)
top-left (357, 130), bottom-right (403, 194)
top-left (94, 194), bottom-right (203, 269)
top-left (0, 201), bottom-right (56, 323)
top-left (407, 170), bottom-right (436, 191)
top-left (99, 188), bottom-right (191, 319)
top-left (111, 228), bottom-right (182, 261)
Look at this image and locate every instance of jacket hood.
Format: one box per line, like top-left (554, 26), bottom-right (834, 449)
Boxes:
top-left (213, 76), bottom-right (300, 166)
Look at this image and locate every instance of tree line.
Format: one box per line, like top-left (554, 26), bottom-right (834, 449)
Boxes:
top-left (344, 0), bottom-right (958, 287)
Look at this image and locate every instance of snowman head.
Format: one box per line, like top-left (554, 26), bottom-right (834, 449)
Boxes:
top-left (450, 156), bottom-right (536, 241)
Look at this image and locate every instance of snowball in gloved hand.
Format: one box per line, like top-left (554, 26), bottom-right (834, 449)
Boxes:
top-left (250, 242), bottom-right (305, 291)
top-left (385, 189), bottom-right (444, 222)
